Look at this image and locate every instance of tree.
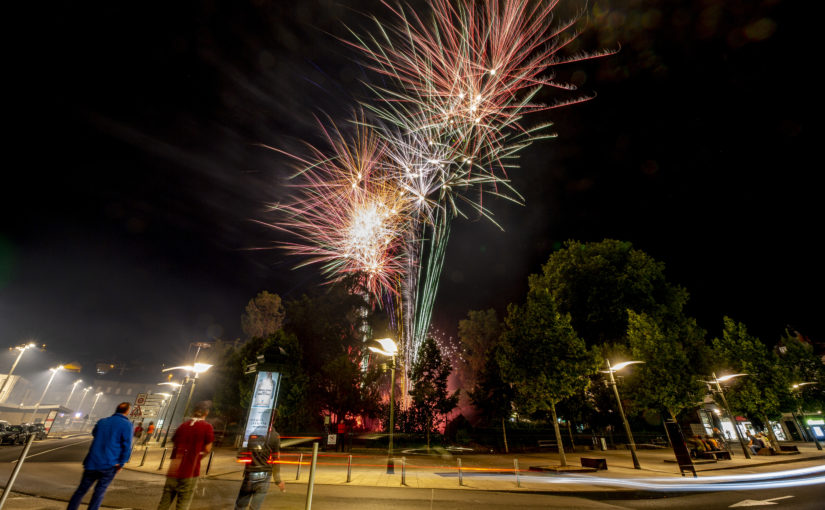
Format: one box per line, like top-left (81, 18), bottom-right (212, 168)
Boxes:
top-left (625, 311), bottom-right (709, 420)
top-left (529, 240), bottom-right (689, 347)
top-left (241, 291), bottom-right (285, 339)
top-left (712, 317), bottom-right (790, 446)
top-left (468, 343), bottom-right (515, 452)
top-left (409, 337), bottom-right (459, 449)
top-left (498, 289), bottom-right (598, 466)
top-left (457, 309), bottom-right (502, 392)
top-left (775, 329), bottom-right (825, 427)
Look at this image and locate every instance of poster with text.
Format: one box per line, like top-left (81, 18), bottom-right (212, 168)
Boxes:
top-left (242, 371), bottom-right (281, 447)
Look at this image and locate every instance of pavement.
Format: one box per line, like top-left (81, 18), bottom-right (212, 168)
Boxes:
top-left (4, 438), bottom-right (823, 509)
top-left (125, 440), bottom-right (825, 492)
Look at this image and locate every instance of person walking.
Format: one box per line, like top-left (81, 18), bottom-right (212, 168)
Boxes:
top-left (234, 430), bottom-right (285, 510)
top-left (67, 402), bottom-right (133, 510)
top-left (156, 402), bottom-right (214, 510)
top-left (141, 421), bottom-right (155, 445)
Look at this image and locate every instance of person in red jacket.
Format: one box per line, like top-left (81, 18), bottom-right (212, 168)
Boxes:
top-left (156, 402), bottom-right (214, 510)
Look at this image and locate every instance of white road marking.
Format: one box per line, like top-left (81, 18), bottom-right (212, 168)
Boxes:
top-left (10, 439), bottom-right (91, 463)
top-left (729, 495), bottom-right (795, 507)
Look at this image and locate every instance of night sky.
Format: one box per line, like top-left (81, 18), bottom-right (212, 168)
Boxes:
top-left (2, 0), bottom-right (817, 382)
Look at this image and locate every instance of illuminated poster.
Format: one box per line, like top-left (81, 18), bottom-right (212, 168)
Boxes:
top-left (242, 371), bottom-right (281, 447)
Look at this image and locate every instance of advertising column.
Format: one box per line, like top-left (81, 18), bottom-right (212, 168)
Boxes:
top-left (242, 371), bottom-right (281, 447)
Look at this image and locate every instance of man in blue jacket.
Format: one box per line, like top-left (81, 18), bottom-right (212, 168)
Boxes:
top-left (67, 402), bottom-right (133, 510)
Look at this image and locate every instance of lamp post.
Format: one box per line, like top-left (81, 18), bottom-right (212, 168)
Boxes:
top-left (0, 342), bottom-right (38, 403)
top-left (87, 392), bottom-right (104, 427)
top-left (158, 382), bottom-right (184, 446)
top-left (603, 360), bottom-right (643, 470)
top-left (708, 372), bottom-right (751, 459)
top-left (791, 382), bottom-right (822, 450)
top-left (163, 363), bottom-right (213, 420)
top-left (153, 392), bottom-right (173, 440)
top-left (28, 365), bottom-right (63, 422)
top-left (75, 386), bottom-right (92, 412)
top-left (368, 338), bottom-right (398, 474)
top-left (65, 379), bottom-right (83, 407)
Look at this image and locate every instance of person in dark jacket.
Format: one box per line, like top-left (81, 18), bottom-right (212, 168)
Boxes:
top-left (234, 430), bottom-right (285, 510)
top-left (67, 402), bottom-right (133, 510)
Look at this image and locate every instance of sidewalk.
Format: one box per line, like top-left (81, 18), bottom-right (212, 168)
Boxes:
top-left (123, 440), bottom-right (825, 493)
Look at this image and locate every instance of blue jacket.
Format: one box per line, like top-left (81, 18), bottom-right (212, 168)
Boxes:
top-left (83, 413), bottom-right (132, 470)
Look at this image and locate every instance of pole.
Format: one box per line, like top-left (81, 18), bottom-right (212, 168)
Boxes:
top-left (27, 368), bottom-right (60, 423)
top-left (304, 442), bottom-right (319, 510)
top-left (65, 380), bottom-right (82, 407)
top-left (158, 448), bottom-right (168, 470)
top-left (0, 433), bottom-right (36, 509)
top-left (713, 372), bottom-right (751, 459)
top-left (457, 458), bottom-right (463, 486)
top-left (161, 380), bottom-right (186, 448)
top-left (797, 406), bottom-right (822, 450)
top-left (346, 454), bottom-right (352, 483)
top-left (76, 389), bottom-right (90, 413)
top-left (607, 360), bottom-right (641, 469)
top-left (0, 348), bottom-right (27, 404)
top-left (296, 453), bottom-right (303, 480)
top-left (387, 354), bottom-right (396, 474)
top-left (87, 393), bottom-right (102, 428)
top-left (514, 458), bottom-right (520, 488)
top-left (401, 456), bottom-right (406, 486)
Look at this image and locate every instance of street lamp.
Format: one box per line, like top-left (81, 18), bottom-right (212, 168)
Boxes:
top-left (75, 386), bottom-right (93, 412)
top-left (87, 392), bottom-right (104, 427)
top-left (602, 360), bottom-right (643, 470)
top-left (28, 365), bottom-right (63, 422)
top-left (791, 382), bottom-right (822, 451)
top-left (0, 342), bottom-right (38, 403)
top-left (153, 392), bottom-right (173, 440)
top-left (369, 337), bottom-right (398, 474)
top-left (705, 372), bottom-right (751, 459)
top-left (160, 364), bottom-right (211, 447)
top-left (158, 381), bottom-right (183, 446)
top-left (65, 379), bottom-right (83, 407)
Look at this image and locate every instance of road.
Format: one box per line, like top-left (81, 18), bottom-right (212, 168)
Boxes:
top-left (1, 438), bottom-right (823, 509)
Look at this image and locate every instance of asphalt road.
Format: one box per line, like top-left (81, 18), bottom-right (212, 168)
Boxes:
top-left (1, 438), bottom-right (823, 509)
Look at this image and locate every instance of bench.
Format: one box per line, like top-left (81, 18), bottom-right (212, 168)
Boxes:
top-left (756, 447), bottom-right (774, 456)
top-left (581, 457), bottom-right (607, 470)
top-left (699, 450), bottom-right (731, 460)
top-left (779, 445), bottom-right (800, 454)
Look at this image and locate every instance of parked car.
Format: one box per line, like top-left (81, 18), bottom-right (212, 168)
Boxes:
top-left (22, 423), bottom-right (48, 440)
top-left (0, 421), bottom-right (12, 445)
top-left (0, 424), bottom-right (26, 445)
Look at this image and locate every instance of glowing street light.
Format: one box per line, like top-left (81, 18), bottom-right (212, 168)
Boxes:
top-left (87, 392), bottom-right (104, 425)
top-left (75, 386), bottom-right (93, 413)
top-left (160, 364), bottom-right (212, 447)
top-left (704, 372), bottom-right (750, 459)
top-left (0, 342), bottom-right (39, 403)
top-left (158, 381), bottom-right (184, 446)
top-left (791, 382), bottom-right (822, 450)
top-left (602, 360), bottom-right (643, 470)
top-left (28, 365), bottom-right (64, 422)
top-left (369, 337), bottom-right (398, 474)
top-left (65, 379), bottom-right (83, 407)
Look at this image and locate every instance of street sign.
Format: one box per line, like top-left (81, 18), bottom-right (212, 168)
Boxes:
top-left (245, 363), bottom-right (258, 374)
top-left (193, 342), bottom-right (212, 348)
top-left (130, 406), bottom-right (142, 418)
top-left (135, 393), bottom-right (147, 406)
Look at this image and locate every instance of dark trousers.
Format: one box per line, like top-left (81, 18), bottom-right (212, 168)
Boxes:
top-left (67, 466), bottom-right (118, 510)
top-left (234, 472), bottom-right (271, 510)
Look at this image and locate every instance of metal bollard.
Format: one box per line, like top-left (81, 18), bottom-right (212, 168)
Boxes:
top-left (296, 453), bottom-right (303, 480)
top-left (139, 446), bottom-right (149, 467)
top-left (205, 449), bottom-right (214, 475)
top-left (346, 454), bottom-right (352, 483)
top-left (304, 442), bottom-right (319, 510)
top-left (158, 448), bottom-right (168, 470)
top-left (401, 456), bottom-right (406, 486)
top-left (514, 458), bottom-right (521, 488)
top-left (458, 458), bottom-right (463, 486)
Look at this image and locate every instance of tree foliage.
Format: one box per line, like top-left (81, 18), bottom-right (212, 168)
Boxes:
top-left (408, 337), bottom-right (459, 447)
top-left (498, 290), bottom-right (598, 415)
top-left (712, 317), bottom-right (790, 428)
top-left (529, 240), bottom-right (689, 347)
top-left (625, 310), bottom-right (709, 419)
top-left (241, 290), bottom-right (285, 339)
top-left (457, 308), bottom-right (502, 392)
